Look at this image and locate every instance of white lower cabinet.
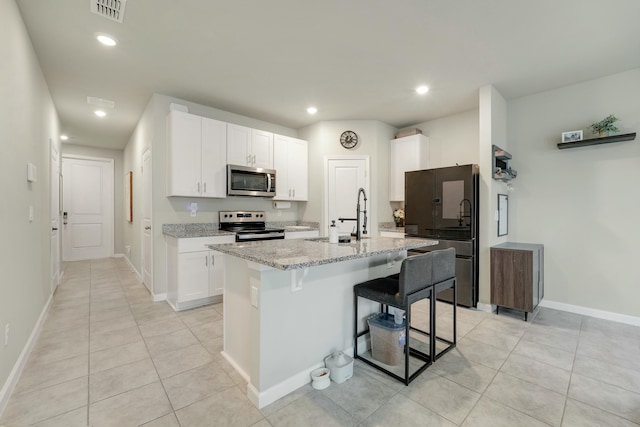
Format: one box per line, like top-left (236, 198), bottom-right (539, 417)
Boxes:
top-left (166, 235), bottom-right (235, 311)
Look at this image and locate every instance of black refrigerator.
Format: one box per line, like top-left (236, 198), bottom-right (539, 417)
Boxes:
top-left (404, 164), bottom-right (479, 307)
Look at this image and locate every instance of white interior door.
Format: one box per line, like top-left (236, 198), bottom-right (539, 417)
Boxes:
top-left (327, 157), bottom-right (368, 235)
top-left (142, 149), bottom-right (153, 291)
top-left (50, 141), bottom-right (61, 292)
top-left (62, 156), bottom-right (114, 261)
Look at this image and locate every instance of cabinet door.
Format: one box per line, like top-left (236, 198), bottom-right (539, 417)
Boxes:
top-left (273, 135), bottom-right (290, 200)
top-left (389, 135), bottom-right (429, 201)
top-left (177, 251), bottom-right (209, 302)
top-left (251, 129), bottom-right (274, 169)
top-left (227, 123), bottom-right (251, 166)
top-left (201, 117), bottom-right (227, 198)
top-left (167, 111), bottom-right (202, 197)
top-left (491, 248), bottom-right (533, 312)
top-left (288, 138), bottom-right (308, 201)
top-left (208, 250), bottom-right (225, 297)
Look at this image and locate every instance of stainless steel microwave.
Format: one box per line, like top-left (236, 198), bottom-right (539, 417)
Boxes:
top-left (227, 164), bottom-right (276, 197)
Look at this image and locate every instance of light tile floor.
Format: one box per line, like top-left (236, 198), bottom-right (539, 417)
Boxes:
top-left (1, 258), bottom-right (640, 426)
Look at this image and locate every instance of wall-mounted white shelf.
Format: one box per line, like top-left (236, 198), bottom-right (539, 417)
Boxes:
top-left (557, 132), bottom-right (636, 150)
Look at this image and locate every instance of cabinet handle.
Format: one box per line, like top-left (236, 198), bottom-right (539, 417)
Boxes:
top-left (252, 154), bottom-right (256, 165)
top-left (293, 189), bottom-right (295, 198)
top-left (247, 154), bottom-right (251, 165)
top-left (197, 182), bottom-right (201, 193)
top-left (211, 254), bottom-right (214, 266)
top-left (205, 255), bottom-right (208, 267)
top-left (288, 189), bottom-right (291, 197)
top-left (203, 182), bottom-right (207, 193)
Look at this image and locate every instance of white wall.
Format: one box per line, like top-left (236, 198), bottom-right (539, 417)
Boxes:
top-left (123, 96), bottom-right (154, 278)
top-left (402, 109), bottom-right (480, 168)
top-left (478, 85), bottom-right (510, 304)
top-left (297, 120), bottom-right (397, 233)
top-left (508, 68), bottom-right (640, 317)
top-left (0, 0), bottom-right (60, 403)
top-left (61, 144), bottom-right (125, 255)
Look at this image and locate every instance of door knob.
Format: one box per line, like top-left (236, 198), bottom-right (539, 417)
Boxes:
top-left (145, 226), bottom-right (151, 230)
top-left (52, 227), bottom-right (58, 231)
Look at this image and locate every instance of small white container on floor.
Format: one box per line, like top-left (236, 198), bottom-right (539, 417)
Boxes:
top-left (310, 367), bottom-right (331, 390)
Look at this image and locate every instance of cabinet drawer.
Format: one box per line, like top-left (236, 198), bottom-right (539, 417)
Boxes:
top-left (177, 235), bottom-right (235, 252)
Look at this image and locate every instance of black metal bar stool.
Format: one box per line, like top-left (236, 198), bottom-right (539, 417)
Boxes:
top-left (353, 248), bottom-right (456, 385)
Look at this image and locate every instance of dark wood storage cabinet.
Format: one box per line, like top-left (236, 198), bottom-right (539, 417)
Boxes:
top-left (490, 243), bottom-right (544, 321)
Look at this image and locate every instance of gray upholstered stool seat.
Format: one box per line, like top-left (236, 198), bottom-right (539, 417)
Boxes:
top-left (353, 248), bottom-right (456, 385)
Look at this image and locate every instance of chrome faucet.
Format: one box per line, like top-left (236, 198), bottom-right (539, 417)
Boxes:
top-left (338, 187), bottom-right (368, 241)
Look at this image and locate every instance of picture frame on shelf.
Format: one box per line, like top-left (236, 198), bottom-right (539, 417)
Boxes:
top-left (561, 130), bottom-right (583, 143)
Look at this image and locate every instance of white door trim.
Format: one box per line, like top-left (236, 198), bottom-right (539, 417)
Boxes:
top-left (50, 139), bottom-right (61, 293)
top-left (141, 148), bottom-right (153, 293)
top-left (61, 154), bottom-right (115, 260)
top-left (323, 155), bottom-right (370, 234)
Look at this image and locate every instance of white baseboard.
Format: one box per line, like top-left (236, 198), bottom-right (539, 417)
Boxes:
top-left (540, 299), bottom-right (640, 327)
top-left (120, 255), bottom-right (143, 283)
top-left (248, 361), bottom-right (323, 409)
top-left (153, 293), bottom-right (167, 302)
top-left (0, 294), bottom-right (53, 417)
top-left (226, 347), bottom-right (356, 409)
top-left (476, 302), bottom-right (493, 313)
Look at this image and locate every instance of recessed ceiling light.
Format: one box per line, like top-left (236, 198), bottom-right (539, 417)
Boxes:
top-left (95, 33), bottom-right (117, 47)
top-left (94, 110), bottom-right (107, 117)
top-left (306, 106), bottom-right (318, 115)
top-left (416, 85), bottom-right (429, 95)
top-left (60, 134), bottom-right (69, 141)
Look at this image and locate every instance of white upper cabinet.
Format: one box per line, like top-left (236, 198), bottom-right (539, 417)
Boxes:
top-left (200, 117), bottom-right (227, 197)
top-left (389, 134), bottom-right (429, 201)
top-left (166, 111), bottom-right (226, 198)
top-left (273, 135), bottom-right (308, 201)
top-left (227, 123), bottom-right (273, 169)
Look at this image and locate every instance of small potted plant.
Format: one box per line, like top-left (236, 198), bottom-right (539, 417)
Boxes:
top-left (590, 114), bottom-right (619, 137)
top-left (393, 208), bottom-right (404, 227)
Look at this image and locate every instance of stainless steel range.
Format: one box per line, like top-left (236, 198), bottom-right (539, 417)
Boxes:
top-left (219, 211), bottom-right (285, 242)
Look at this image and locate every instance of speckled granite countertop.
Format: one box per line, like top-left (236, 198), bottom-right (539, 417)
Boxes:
top-left (163, 223), bottom-right (234, 238)
top-left (163, 222), bottom-right (319, 238)
top-left (208, 237), bottom-right (437, 270)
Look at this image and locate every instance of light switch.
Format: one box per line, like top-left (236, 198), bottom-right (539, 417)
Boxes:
top-left (27, 163), bottom-right (37, 182)
top-left (190, 202), bottom-right (198, 217)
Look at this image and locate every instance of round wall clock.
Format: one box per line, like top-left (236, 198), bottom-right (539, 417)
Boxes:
top-left (340, 130), bottom-right (358, 149)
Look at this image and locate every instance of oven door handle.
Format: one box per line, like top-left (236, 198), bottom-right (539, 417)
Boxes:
top-left (237, 232), bottom-right (284, 241)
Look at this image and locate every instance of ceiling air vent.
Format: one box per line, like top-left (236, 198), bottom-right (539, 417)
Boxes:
top-left (87, 96), bottom-right (115, 109)
top-left (90, 0), bottom-right (127, 23)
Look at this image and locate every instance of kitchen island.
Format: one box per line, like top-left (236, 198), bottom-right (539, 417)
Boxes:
top-left (209, 236), bottom-right (437, 408)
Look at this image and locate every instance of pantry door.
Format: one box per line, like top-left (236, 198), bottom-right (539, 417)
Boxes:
top-left (326, 156), bottom-right (369, 235)
top-left (62, 156), bottom-right (114, 261)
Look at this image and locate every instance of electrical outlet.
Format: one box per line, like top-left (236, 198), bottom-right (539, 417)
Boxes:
top-left (4, 323), bottom-right (9, 347)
